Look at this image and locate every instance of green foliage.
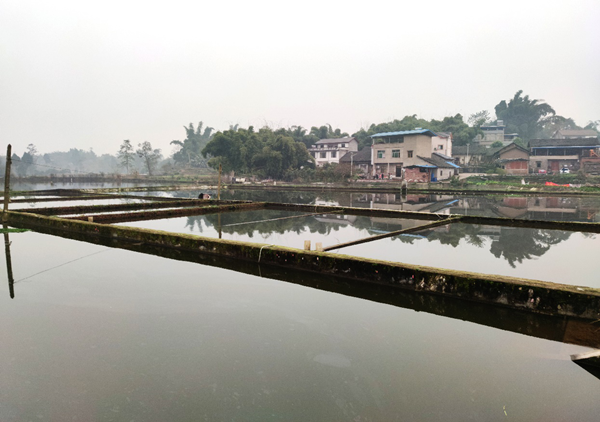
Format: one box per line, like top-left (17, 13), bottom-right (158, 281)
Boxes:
top-left (352, 114), bottom-right (478, 148)
top-left (512, 137), bottom-right (526, 148)
top-left (468, 110), bottom-right (492, 127)
top-left (491, 141), bottom-right (504, 147)
top-left (309, 124), bottom-right (348, 140)
top-left (117, 140), bottom-right (135, 174)
top-left (584, 120), bottom-right (599, 132)
top-left (494, 90), bottom-right (556, 140)
top-left (136, 141), bottom-right (162, 176)
top-left (538, 115), bottom-right (580, 138)
top-left (202, 126), bottom-right (314, 179)
top-left (171, 122), bottom-right (214, 168)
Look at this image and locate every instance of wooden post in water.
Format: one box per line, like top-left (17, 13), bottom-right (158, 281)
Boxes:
top-left (3, 226), bottom-right (15, 299)
top-left (3, 144), bottom-right (12, 222)
top-left (217, 163), bottom-right (222, 201)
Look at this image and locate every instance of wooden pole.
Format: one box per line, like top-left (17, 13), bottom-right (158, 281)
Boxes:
top-left (3, 226), bottom-right (14, 299)
top-left (3, 144), bottom-right (12, 222)
top-left (218, 163), bottom-right (222, 201)
top-left (323, 216), bottom-right (462, 252)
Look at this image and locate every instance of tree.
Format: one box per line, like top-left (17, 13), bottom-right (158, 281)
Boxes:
top-left (309, 124), bottom-right (348, 140)
top-left (538, 115), bottom-right (580, 138)
top-left (584, 120), bottom-right (599, 132)
top-left (468, 110), bottom-right (492, 127)
top-left (117, 140), bottom-right (135, 174)
top-left (171, 122), bottom-right (214, 167)
top-left (26, 143), bottom-right (38, 157)
top-left (201, 126), bottom-right (314, 179)
top-left (494, 90), bottom-right (556, 141)
top-left (136, 142), bottom-right (162, 176)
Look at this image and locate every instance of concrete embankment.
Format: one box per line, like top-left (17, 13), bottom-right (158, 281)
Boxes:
top-left (7, 209), bottom-right (600, 323)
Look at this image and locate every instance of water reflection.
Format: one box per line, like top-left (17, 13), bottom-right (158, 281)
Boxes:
top-left (167, 189), bottom-right (600, 223)
top-left (2, 227), bottom-right (600, 420)
top-left (180, 209), bottom-right (589, 270)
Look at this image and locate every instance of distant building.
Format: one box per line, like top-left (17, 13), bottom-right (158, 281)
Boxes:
top-left (404, 152), bottom-right (460, 182)
top-left (552, 129), bottom-right (598, 139)
top-left (309, 137), bottom-right (358, 167)
top-left (339, 148), bottom-right (372, 176)
top-left (370, 129), bottom-right (438, 178)
top-left (475, 120), bottom-right (518, 145)
top-left (493, 142), bottom-right (529, 175)
top-left (452, 144), bottom-right (502, 167)
top-left (529, 137), bottom-right (600, 173)
top-left (431, 132), bottom-right (453, 156)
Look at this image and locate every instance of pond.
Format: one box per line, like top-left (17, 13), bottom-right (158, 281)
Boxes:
top-left (118, 208), bottom-right (600, 288)
top-left (1, 229), bottom-right (599, 421)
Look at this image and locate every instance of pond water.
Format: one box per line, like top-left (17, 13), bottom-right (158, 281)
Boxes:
top-left (135, 188), bottom-right (600, 223)
top-left (9, 197), bottom-right (151, 210)
top-left (1, 230), bottom-right (599, 421)
top-left (10, 181), bottom-right (163, 191)
top-left (118, 209), bottom-right (600, 288)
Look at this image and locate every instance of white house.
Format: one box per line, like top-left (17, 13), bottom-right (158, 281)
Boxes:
top-left (431, 132), bottom-right (453, 156)
top-left (309, 137), bottom-right (358, 167)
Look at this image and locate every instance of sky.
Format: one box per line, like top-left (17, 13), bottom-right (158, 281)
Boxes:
top-left (1, 0), bottom-right (599, 156)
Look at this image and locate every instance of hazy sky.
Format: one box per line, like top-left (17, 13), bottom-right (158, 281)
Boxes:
top-left (1, 0), bottom-right (599, 156)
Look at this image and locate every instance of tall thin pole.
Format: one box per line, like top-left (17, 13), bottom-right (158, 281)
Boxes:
top-left (3, 144), bottom-right (12, 222)
top-left (3, 227), bottom-right (14, 299)
top-left (217, 163), bottom-right (222, 201)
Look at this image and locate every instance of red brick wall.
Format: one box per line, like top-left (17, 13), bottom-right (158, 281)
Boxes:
top-left (405, 168), bottom-right (429, 182)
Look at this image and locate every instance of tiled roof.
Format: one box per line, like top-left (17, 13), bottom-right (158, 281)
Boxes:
top-left (339, 148), bottom-right (371, 163)
top-left (453, 145), bottom-right (502, 156)
top-left (371, 129), bottom-right (436, 138)
top-left (315, 137), bottom-right (356, 145)
top-left (530, 138), bottom-right (600, 148)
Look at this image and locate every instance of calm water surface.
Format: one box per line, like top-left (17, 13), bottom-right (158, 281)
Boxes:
top-left (119, 209), bottom-right (600, 288)
top-left (1, 231), bottom-right (599, 421)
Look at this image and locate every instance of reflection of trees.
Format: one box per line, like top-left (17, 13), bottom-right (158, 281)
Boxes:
top-left (202, 210), bottom-right (346, 238)
top-left (393, 223), bottom-right (571, 268)
top-left (490, 228), bottom-right (571, 268)
top-left (426, 224), bottom-right (485, 248)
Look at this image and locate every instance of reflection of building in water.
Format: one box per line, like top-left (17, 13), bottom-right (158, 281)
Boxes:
top-left (314, 214), bottom-right (358, 225)
top-left (350, 193), bottom-right (456, 214)
top-left (494, 196), bottom-right (597, 222)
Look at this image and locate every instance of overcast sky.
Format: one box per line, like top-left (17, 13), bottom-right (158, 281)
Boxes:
top-left (1, 0), bottom-right (599, 156)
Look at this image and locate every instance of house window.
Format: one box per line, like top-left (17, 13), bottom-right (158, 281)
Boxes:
top-left (377, 150), bottom-right (385, 159)
top-left (536, 161), bottom-right (541, 168)
top-left (407, 150), bottom-right (413, 158)
top-left (438, 145), bottom-right (443, 150)
top-left (392, 149), bottom-right (400, 158)
top-left (331, 151), bottom-right (336, 158)
top-left (320, 152), bottom-right (326, 158)
top-left (440, 170), bottom-right (443, 176)
top-left (342, 144), bottom-right (347, 147)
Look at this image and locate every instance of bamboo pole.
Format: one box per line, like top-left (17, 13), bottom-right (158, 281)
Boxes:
top-left (3, 144), bottom-right (12, 222)
top-left (218, 163), bottom-right (222, 200)
top-left (3, 226), bottom-right (14, 299)
top-left (323, 216), bottom-right (463, 251)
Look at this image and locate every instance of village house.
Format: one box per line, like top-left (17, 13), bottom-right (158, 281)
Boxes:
top-left (339, 147), bottom-right (372, 177)
top-left (308, 137), bottom-right (358, 167)
top-left (452, 144), bottom-right (502, 168)
top-left (370, 129), bottom-right (437, 178)
top-left (529, 137), bottom-right (600, 174)
top-left (493, 142), bottom-right (529, 175)
top-left (552, 129), bottom-right (598, 139)
top-left (404, 152), bottom-right (460, 182)
top-left (431, 132), bottom-right (453, 156)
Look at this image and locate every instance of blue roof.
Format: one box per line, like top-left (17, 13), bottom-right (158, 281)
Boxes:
top-left (371, 129), bottom-right (437, 138)
top-left (445, 161), bottom-right (460, 168)
top-left (407, 164), bottom-right (437, 168)
top-left (532, 145), bottom-right (599, 149)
